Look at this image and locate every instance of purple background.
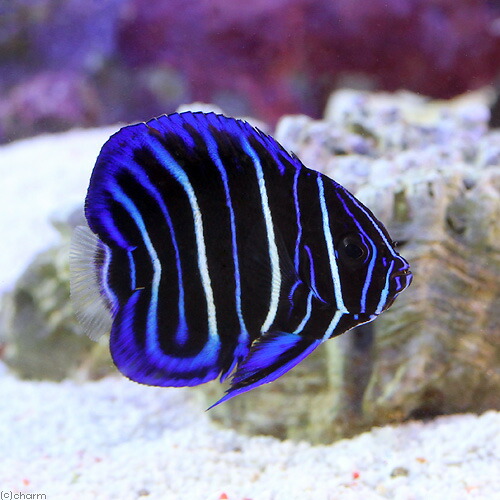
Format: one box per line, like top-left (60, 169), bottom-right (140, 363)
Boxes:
top-left (1, 0), bottom-right (500, 142)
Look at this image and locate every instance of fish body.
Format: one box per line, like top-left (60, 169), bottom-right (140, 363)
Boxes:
top-left (70, 112), bottom-right (411, 406)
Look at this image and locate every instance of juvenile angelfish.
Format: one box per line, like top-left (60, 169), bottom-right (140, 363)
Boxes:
top-left (70, 111), bottom-right (412, 407)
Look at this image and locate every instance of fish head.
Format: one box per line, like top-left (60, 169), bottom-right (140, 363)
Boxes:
top-left (336, 229), bottom-right (412, 316)
top-left (331, 220), bottom-right (412, 327)
top-left (314, 182), bottom-right (413, 329)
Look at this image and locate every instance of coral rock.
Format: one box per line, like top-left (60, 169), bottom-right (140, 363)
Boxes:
top-left (200, 90), bottom-right (500, 443)
top-left (0, 207), bottom-right (113, 381)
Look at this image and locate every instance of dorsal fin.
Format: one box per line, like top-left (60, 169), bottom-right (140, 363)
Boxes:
top-left (69, 226), bottom-right (112, 340)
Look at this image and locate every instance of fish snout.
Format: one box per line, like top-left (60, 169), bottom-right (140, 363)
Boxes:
top-left (391, 268), bottom-right (412, 295)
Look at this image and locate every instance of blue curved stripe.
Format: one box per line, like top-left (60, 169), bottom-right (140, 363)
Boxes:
top-left (109, 182), bottom-right (220, 379)
top-left (293, 167), bottom-right (302, 273)
top-left (113, 289), bottom-right (220, 386)
top-left (316, 174), bottom-right (348, 313)
top-left (127, 250), bottom-right (136, 291)
top-left (336, 194), bottom-right (377, 314)
top-left (109, 183), bottom-right (162, 350)
top-left (147, 136), bottom-right (219, 343)
top-left (117, 159), bottom-right (188, 343)
top-left (100, 243), bottom-right (119, 313)
top-left (292, 290), bottom-right (313, 334)
top-left (342, 188), bottom-right (399, 259)
top-left (288, 279), bottom-right (301, 306)
top-left (195, 121), bottom-right (249, 348)
top-left (95, 211), bottom-right (131, 250)
top-left (240, 137), bottom-right (281, 333)
top-left (375, 260), bottom-right (394, 314)
top-left (323, 309), bottom-right (345, 340)
top-left (303, 244), bottom-right (326, 303)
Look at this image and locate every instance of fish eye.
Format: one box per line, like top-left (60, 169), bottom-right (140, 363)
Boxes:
top-left (337, 234), bottom-right (370, 268)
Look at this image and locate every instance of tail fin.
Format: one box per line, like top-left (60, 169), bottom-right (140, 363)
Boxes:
top-left (69, 225), bottom-right (112, 340)
top-left (209, 332), bottom-right (321, 408)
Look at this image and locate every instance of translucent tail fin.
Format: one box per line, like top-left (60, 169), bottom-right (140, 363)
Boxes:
top-left (69, 225), bottom-right (112, 340)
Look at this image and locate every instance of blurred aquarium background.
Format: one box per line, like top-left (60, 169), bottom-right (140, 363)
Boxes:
top-left (1, 0), bottom-right (500, 444)
top-left (1, 0), bottom-right (500, 143)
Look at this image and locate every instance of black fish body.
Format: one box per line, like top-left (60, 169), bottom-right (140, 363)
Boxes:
top-left (70, 112), bottom-right (412, 406)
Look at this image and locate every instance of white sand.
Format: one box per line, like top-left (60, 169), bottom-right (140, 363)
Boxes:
top-left (1, 126), bottom-right (499, 500)
top-left (0, 369), bottom-right (498, 500)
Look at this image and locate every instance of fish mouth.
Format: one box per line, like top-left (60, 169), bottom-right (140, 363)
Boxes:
top-left (391, 268), bottom-right (413, 295)
top-left (379, 268), bottom-right (412, 312)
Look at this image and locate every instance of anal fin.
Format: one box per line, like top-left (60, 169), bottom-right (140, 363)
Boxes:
top-left (209, 332), bottom-right (321, 408)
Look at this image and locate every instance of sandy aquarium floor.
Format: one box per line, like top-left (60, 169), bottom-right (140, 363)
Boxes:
top-left (0, 368), bottom-right (499, 500)
top-left (0, 129), bottom-right (499, 500)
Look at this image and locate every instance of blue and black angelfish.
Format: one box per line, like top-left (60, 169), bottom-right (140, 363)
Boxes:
top-left (70, 111), bottom-right (412, 407)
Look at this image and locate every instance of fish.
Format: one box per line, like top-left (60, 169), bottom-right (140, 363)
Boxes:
top-left (70, 111), bottom-right (412, 407)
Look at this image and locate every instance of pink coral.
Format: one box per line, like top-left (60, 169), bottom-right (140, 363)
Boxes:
top-left (117, 0), bottom-right (500, 124)
top-left (0, 71), bottom-right (101, 141)
top-left (1, 0), bottom-right (500, 140)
